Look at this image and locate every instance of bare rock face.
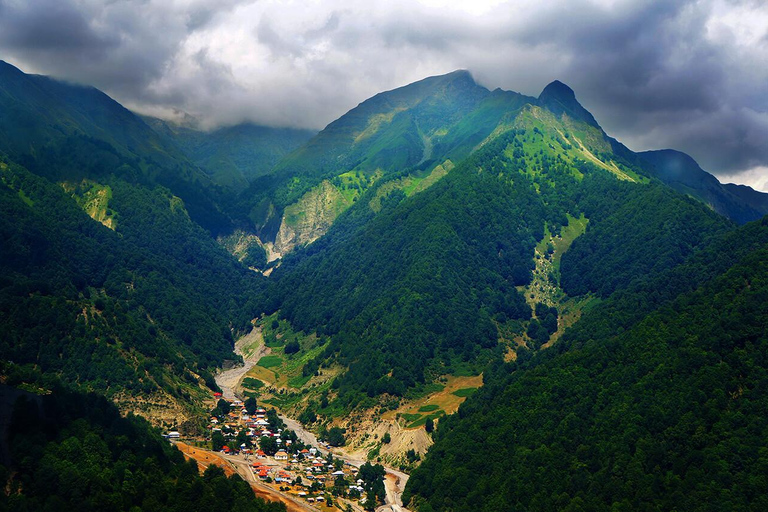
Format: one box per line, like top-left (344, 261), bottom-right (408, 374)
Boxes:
top-left (273, 180), bottom-right (351, 255)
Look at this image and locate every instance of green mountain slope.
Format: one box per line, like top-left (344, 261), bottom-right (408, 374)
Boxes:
top-left (239, 71), bottom-right (537, 245)
top-left (0, 60), bottom-right (229, 233)
top-left (239, 73), bottom-right (756, 262)
top-left (0, 155), bottom-right (261, 420)
top-left (404, 216), bottom-right (768, 512)
top-left (263, 88), bottom-right (730, 409)
top-left (145, 118), bottom-right (315, 192)
top-left (639, 149), bottom-right (768, 224)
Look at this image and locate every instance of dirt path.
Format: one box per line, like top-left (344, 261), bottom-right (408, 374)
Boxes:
top-left (216, 326), bottom-right (270, 400)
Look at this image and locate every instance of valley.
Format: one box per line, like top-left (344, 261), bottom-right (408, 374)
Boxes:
top-left (211, 341), bottom-right (411, 512)
top-left (3, 58), bottom-right (768, 512)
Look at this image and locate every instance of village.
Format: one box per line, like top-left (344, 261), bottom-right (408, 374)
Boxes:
top-left (169, 393), bottom-right (388, 512)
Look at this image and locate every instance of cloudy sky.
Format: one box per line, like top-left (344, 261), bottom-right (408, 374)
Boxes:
top-left (1, 0), bottom-right (766, 189)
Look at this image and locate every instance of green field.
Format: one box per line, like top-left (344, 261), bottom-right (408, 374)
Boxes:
top-left (401, 413), bottom-right (422, 423)
top-left (242, 377), bottom-right (264, 390)
top-left (452, 387), bottom-right (478, 398)
top-left (257, 355), bottom-right (283, 368)
top-left (408, 410), bottom-right (445, 428)
top-left (418, 404), bottom-right (440, 413)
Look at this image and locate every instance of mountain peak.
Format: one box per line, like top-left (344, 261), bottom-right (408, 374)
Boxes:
top-left (538, 80), bottom-right (600, 129)
top-left (540, 80), bottom-right (575, 100)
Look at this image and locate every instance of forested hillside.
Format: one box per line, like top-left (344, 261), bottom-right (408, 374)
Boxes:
top-left (0, 154), bottom-right (261, 415)
top-left (404, 216), bottom-right (768, 511)
top-left (264, 114), bottom-right (729, 408)
top-left (0, 60), bottom-right (230, 233)
top-left (145, 118), bottom-right (315, 193)
top-left (0, 384), bottom-right (285, 512)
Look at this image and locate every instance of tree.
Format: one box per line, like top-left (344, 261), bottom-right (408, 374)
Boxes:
top-left (425, 417), bottom-right (434, 434)
top-left (244, 396), bottom-right (258, 415)
top-left (259, 436), bottom-right (278, 455)
top-left (211, 431), bottom-right (225, 451)
top-left (382, 432), bottom-right (391, 444)
top-left (327, 427), bottom-right (346, 447)
top-left (213, 398), bottom-right (231, 417)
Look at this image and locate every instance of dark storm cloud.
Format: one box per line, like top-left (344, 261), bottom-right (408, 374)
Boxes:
top-left (0, 0), bottom-right (765, 187)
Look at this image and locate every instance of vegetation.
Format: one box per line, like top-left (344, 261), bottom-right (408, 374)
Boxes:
top-left (451, 388), bottom-right (477, 398)
top-left (0, 154), bottom-right (261, 400)
top-left (405, 217), bottom-right (768, 511)
top-left (0, 385), bottom-right (284, 512)
top-left (265, 124), bottom-right (728, 408)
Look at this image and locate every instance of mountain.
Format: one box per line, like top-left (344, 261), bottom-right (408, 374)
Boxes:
top-left (0, 60), bottom-right (229, 233)
top-left (238, 72), bottom-right (757, 262)
top-left (0, 155), bottom-right (263, 423)
top-left (259, 80), bottom-right (731, 415)
top-left (0, 62), bottom-right (268, 423)
top-left (238, 70), bottom-right (535, 246)
top-left (638, 149), bottom-right (768, 224)
top-left (145, 117), bottom-right (315, 192)
top-left (404, 215), bottom-right (768, 511)
top-left (723, 182), bottom-right (768, 215)
top-left (538, 79), bottom-right (601, 128)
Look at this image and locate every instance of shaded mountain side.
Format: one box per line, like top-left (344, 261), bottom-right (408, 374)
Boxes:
top-left (0, 60), bottom-right (230, 233)
top-left (639, 149), bottom-right (768, 224)
top-left (144, 117), bottom-right (315, 192)
top-left (0, 155), bottom-right (262, 415)
top-left (723, 182), bottom-right (768, 215)
top-left (404, 216), bottom-right (768, 512)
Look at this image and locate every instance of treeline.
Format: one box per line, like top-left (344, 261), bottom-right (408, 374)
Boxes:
top-left (404, 216), bottom-right (768, 511)
top-left (0, 385), bottom-right (285, 512)
top-left (0, 155), bottom-right (261, 397)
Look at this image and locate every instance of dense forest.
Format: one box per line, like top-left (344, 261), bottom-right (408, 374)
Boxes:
top-left (0, 154), bottom-right (261, 399)
top-left (404, 216), bottom-right (768, 511)
top-left (0, 385), bottom-right (285, 512)
top-left (264, 126), bottom-right (729, 407)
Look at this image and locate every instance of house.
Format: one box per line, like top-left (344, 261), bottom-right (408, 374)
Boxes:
top-left (274, 450), bottom-right (289, 461)
top-left (167, 431), bottom-right (180, 439)
top-left (258, 469), bottom-right (269, 479)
